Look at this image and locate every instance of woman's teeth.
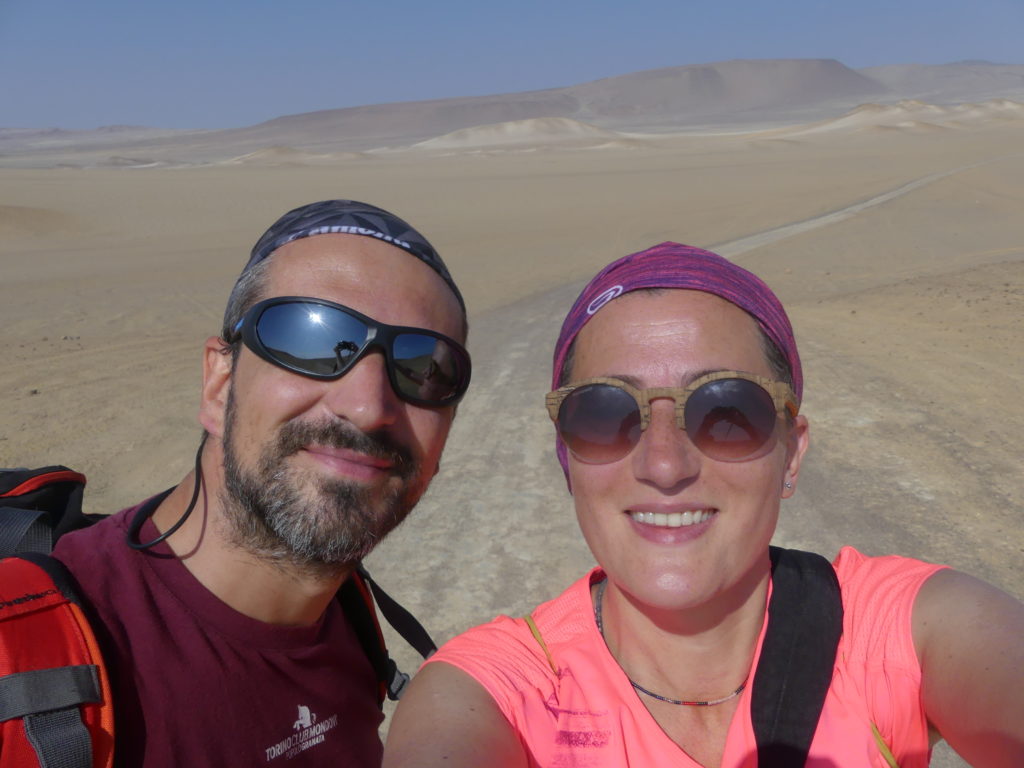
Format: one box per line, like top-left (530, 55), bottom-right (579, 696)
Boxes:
top-left (629, 510), bottom-right (717, 527)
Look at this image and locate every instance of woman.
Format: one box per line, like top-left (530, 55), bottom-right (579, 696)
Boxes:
top-left (384, 243), bottom-right (1024, 768)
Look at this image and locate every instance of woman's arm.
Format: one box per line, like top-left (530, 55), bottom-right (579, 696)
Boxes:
top-left (383, 661), bottom-right (529, 768)
top-left (913, 569), bottom-right (1024, 767)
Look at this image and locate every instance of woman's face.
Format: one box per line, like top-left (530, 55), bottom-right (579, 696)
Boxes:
top-left (566, 289), bottom-right (808, 612)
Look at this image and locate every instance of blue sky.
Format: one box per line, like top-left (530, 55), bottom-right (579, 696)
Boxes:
top-left (2, 0), bottom-right (1021, 130)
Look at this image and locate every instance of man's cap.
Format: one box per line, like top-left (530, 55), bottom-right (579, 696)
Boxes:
top-left (241, 199), bottom-right (465, 313)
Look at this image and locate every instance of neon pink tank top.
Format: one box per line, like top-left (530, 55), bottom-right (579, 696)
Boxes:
top-left (427, 547), bottom-right (944, 767)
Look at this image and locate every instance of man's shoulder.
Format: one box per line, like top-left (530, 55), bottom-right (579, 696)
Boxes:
top-left (50, 501), bottom-right (147, 586)
top-left (53, 504), bottom-right (134, 550)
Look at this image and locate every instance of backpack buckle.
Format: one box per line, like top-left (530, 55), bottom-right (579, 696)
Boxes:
top-left (387, 667), bottom-right (411, 701)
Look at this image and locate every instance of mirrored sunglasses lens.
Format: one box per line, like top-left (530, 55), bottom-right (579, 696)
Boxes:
top-left (392, 334), bottom-right (466, 403)
top-left (256, 303), bottom-right (368, 376)
top-left (559, 384), bottom-right (641, 464)
top-left (684, 378), bottom-right (777, 461)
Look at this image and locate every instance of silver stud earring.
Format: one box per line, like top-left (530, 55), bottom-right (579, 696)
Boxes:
top-left (784, 481), bottom-right (793, 489)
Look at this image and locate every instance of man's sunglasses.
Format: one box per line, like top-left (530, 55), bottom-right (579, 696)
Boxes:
top-left (546, 372), bottom-right (798, 465)
top-left (233, 296), bottom-right (471, 407)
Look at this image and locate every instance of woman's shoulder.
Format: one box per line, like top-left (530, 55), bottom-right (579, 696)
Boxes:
top-left (832, 546), bottom-right (947, 603)
top-left (425, 569), bottom-right (602, 700)
top-left (830, 545), bottom-right (947, 666)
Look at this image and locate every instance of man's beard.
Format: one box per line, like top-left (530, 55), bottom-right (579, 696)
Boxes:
top-left (220, 388), bottom-right (422, 574)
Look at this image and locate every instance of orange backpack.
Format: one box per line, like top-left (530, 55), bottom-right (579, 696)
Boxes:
top-left (0, 553), bottom-right (114, 768)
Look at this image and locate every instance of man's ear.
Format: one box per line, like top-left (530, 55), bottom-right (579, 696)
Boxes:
top-left (781, 414), bottom-right (809, 499)
top-left (199, 336), bottom-right (233, 438)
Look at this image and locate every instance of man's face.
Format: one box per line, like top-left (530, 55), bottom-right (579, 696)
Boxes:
top-left (207, 234), bottom-right (465, 571)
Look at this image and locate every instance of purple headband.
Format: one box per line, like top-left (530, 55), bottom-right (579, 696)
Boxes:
top-left (551, 241), bottom-right (802, 479)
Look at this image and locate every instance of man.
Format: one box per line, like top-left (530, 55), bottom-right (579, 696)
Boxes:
top-left (50, 200), bottom-right (472, 766)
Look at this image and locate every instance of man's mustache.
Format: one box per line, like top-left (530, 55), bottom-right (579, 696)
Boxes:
top-left (274, 419), bottom-right (415, 476)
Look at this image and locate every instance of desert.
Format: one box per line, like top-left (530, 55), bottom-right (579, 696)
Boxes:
top-left (2, 59), bottom-right (1021, 765)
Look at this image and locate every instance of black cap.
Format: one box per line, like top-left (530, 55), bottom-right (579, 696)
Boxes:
top-left (240, 199), bottom-right (465, 313)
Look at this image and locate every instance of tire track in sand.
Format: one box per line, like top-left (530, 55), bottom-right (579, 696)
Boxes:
top-left (710, 158), bottom-right (1012, 258)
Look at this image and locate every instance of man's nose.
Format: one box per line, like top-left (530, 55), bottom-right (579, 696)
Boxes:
top-left (320, 349), bottom-right (400, 432)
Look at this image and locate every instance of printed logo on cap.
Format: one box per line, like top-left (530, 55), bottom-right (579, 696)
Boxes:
top-left (587, 285), bottom-right (623, 315)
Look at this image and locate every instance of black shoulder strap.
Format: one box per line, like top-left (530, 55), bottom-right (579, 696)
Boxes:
top-left (751, 546), bottom-right (843, 767)
top-left (338, 564), bottom-right (437, 707)
top-left (0, 507), bottom-right (52, 557)
top-left (358, 566), bottom-right (437, 660)
top-left (0, 466), bottom-right (90, 557)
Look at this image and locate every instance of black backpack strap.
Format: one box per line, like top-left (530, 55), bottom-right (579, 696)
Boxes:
top-left (357, 565), bottom-right (437, 661)
top-left (338, 564), bottom-right (437, 706)
top-left (0, 666), bottom-right (101, 768)
top-left (751, 546), bottom-right (844, 767)
top-left (338, 571), bottom-right (391, 707)
top-left (0, 507), bottom-right (53, 556)
top-left (0, 466), bottom-right (89, 557)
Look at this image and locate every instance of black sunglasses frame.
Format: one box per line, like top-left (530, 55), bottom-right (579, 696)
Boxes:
top-left (233, 296), bottom-right (471, 407)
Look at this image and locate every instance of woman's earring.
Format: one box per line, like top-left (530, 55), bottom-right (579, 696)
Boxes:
top-left (784, 480), bottom-right (793, 489)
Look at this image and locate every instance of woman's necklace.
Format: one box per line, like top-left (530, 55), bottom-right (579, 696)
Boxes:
top-left (593, 579), bottom-right (747, 707)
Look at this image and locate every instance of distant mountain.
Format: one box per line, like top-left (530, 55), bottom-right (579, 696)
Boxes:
top-left (858, 61), bottom-right (1024, 104)
top-left (567, 58), bottom-right (886, 121)
top-left (3, 59), bottom-right (1023, 167)
top-left (220, 58), bottom-right (885, 150)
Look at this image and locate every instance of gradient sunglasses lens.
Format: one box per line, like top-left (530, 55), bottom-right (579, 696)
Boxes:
top-left (557, 378), bottom-right (780, 463)
top-left (557, 383), bottom-right (642, 464)
top-left (683, 378), bottom-right (779, 461)
top-left (249, 300), bottom-right (469, 405)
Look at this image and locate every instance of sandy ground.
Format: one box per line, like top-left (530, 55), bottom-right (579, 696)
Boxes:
top-left (2, 114), bottom-right (1021, 766)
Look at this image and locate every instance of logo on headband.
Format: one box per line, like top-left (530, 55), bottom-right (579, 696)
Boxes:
top-left (299, 225), bottom-right (413, 253)
top-left (587, 285), bottom-right (623, 315)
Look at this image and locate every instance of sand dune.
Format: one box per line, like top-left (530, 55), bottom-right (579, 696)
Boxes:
top-left (223, 145), bottom-right (365, 166)
top-left (98, 155), bottom-right (184, 168)
top-left (775, 98), bottom-right (1024, 136)
top-left (407, 117), bottom-right (624, 151)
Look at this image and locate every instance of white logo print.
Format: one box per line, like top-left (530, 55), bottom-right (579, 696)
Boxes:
top-left (293, 705), bottom-right (316, 731)
top-left (586, 285), bottom-right (623, 315)
top-left (264, 705), bottom-right (338, 762)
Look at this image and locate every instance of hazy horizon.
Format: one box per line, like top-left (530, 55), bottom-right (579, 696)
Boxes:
top-left (3, 0), bottom-right (1023, 131)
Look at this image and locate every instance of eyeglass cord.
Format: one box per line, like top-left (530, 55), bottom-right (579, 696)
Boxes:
top-left (125, 433), bottom-right (206, 550)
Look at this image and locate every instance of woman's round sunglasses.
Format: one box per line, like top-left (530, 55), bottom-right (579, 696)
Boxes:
top-left (546, 372), bottom-right (798, 464)
top-left (233, 296), bottom-right (471, 407)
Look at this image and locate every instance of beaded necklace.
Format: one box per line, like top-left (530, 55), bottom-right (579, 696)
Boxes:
top-left (594, 579), bottom-right (747, 707)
